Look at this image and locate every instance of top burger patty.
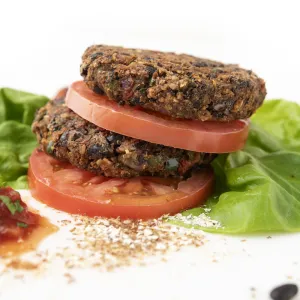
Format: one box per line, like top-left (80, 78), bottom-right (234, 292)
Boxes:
top-left (32, 97), bottom-right (215, 178)
top-left (81, 45), bottom-right (266, 121)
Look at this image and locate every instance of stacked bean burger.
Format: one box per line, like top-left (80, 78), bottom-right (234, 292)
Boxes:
top-left (30, 45), bottom-right (266, 219)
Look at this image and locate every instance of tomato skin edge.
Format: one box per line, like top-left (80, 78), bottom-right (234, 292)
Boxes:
top-left (29, 166), bottom-right (214, 219)
top-left (28, 151), bottom-right (214, 220)
top-left (66, 81), bottom-right (249, 153)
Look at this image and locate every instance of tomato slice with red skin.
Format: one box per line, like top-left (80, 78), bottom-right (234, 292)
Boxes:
top-left (28, 150), bottom-right (214, 219)
top-left (65, 81), bottom-right (249, 153)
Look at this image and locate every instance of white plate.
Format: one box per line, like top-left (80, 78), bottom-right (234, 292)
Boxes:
top-left (0, 190), bottom-right (300, 300)
top-left (1, 2), bottom-right (300, 297)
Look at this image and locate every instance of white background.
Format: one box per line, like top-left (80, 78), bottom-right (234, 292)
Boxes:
top-left (1, 1), bottom-right (300, 300)
top-left (1, 0), bottom-right (300, 102)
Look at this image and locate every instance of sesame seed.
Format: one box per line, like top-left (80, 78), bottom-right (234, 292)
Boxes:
top-left (4, 214), bottom-right (206, 274)
top-left (168, 213), bottom-right (222, 228)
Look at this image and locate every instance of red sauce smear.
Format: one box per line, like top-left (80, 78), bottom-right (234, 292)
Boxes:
top-left (0, 187), bottom-right (57, 257)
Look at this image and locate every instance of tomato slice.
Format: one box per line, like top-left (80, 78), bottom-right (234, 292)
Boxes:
top-left (28, 150), bottom-right (214, 219)
top-left (65, 81), bottom-right (249, 153)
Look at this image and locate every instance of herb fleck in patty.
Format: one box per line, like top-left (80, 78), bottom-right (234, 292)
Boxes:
top-left (32, 96), bottom-right (215, 178)
top-left (81, 45), bottom-right (266, 121)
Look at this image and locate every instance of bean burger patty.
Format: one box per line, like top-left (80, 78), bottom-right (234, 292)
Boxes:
top-left (81, 45), bottom-right (266, 121)
top-left (32, 96), bottom-right (215, 178)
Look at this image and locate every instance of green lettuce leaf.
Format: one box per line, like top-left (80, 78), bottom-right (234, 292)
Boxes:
top-left (251, 100), bottom-right (300, 152)
top-left (171, 100), bottom-right (300, 233)
top-left (0, 88), bottom-right (48, 189)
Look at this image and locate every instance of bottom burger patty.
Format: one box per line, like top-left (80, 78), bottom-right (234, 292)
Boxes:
top-left (32, 98), bottom-right (215, 178)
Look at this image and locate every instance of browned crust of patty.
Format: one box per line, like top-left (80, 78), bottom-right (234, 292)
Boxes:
top-left (81, 45), bottom-right (266, 121)
top-left (32, 92), bottom-right (215, 178)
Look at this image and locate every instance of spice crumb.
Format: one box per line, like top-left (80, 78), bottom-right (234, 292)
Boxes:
top-left (4, 214), bottom-right (206, 273)
top-left (14, 274), bottom-right (24, 280)
top-left (64, 273), bottom-right (75, 284)
top-left (6, 259), bottom-right (38, 270)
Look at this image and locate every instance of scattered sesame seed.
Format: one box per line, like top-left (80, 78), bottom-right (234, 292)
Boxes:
top-left (168, 213), bottom-right (222, 228)
top-left (3, 214), bottom-right (206, 273)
